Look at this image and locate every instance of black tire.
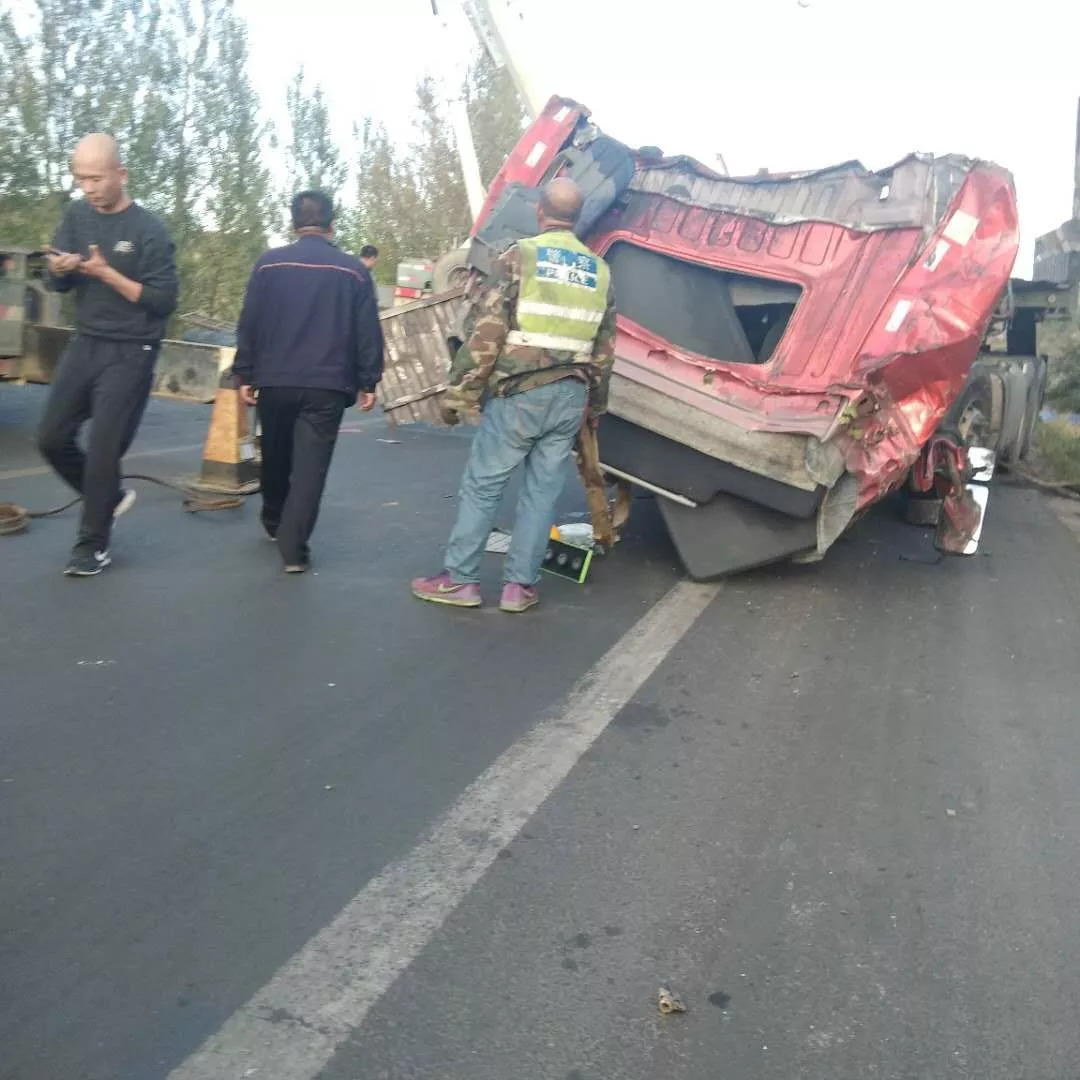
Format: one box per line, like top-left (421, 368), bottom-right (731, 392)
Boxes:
top-left (433, 245), bottom-right (471, 294)
top-left (942, 374), bottom-right (994, 450)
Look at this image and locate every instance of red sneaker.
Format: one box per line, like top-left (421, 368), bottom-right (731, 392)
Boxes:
top-left (500, 582), bottom-right (539, 613)
top-left (411, 572), bottom-right (483, 608)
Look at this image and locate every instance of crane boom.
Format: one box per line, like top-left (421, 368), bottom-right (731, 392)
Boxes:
top-left (429, 0), bottom-right (543, 221)
top-left (458, 0), bottom-right (541, 121)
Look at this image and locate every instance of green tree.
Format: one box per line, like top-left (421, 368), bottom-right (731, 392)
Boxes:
top-left (409, 76), bottom-right (471, 256)
top-left (341, 118), bottom-right (435, 283)
top-left (283, 67), bottom-right (347, 206)
top-left (0, 0), bottom-right (274, 327)
top-left (465, 50), bottom-right (526, 187)
top-left (0, 0), bottom-right (167, 245)
top-left (186, 4), bottom-right (275, 320)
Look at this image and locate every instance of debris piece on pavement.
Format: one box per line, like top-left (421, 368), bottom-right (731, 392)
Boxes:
top-left (658, 987), bottom-right (686, 1014)
top-left (485, 528), bottom-right (512, 554)
top-left (556, 522), bottom-right (595, 548)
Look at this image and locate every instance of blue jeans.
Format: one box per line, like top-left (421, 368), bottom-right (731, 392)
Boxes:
top-left (445, 378), bottom-right (588, 586)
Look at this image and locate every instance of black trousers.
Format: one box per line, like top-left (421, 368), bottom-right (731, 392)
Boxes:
top-left (256, 387), bottom-right (350, 563)
top-left (37, 335), bottom-right (156, 550)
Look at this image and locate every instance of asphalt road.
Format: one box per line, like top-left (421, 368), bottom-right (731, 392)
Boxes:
top-left (2, 385), bottom-right (1079, 1080)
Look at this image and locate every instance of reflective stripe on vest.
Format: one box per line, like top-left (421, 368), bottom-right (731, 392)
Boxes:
top-left (514, 230), bottom-right (610, 353)
top-left (505, 329), bottom-right (593, 358)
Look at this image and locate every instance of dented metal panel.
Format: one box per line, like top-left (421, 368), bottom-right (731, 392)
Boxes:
top-left (589, 156), bottom-right (1019, 514)
top-left (628, 154), bottom-right (972, 233)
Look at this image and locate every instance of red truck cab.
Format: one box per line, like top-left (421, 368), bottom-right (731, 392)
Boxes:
top-left (465, 97), bottom-right (1031, 577)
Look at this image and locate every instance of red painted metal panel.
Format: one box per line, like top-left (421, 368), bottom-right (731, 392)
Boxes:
top-left (467, 96), bottom-right (585, 238)
top-left (473, 101), bottom-right (1019, 513)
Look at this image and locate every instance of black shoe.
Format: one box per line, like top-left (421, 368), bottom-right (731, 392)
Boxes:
top-left (64, 546), bottom-right (111, 577)
top-left (282, 545), bottom-right (310, 573)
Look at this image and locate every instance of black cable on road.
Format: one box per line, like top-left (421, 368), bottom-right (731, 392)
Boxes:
top-left (0, 474), bottom-right (256, 536)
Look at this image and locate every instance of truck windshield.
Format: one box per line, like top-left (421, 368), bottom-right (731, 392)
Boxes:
top-left (604, 241), bottom-right (801, 365)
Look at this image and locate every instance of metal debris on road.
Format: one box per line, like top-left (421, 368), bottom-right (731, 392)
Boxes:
top-left (658, 987), bottom-right (686, 1014)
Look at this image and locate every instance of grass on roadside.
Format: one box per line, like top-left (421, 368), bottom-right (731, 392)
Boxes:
top-left (1034, 418), bottom-right (1080, 486)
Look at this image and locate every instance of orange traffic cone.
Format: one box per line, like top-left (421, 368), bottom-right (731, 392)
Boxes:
top-left (187, 371), bottom-right (260, 495)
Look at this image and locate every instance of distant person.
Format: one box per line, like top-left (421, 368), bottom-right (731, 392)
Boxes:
top-left (38, 132), bottom-right (178, 577)
top-left (411, 177), bottom-right (616, 613)
top-left (359, 244), bottom-right (379, 273)
top-left (233, 190), bottom-right (385, 573)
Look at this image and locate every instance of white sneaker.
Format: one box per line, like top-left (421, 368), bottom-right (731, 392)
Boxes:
top-left (114, 488), bottom-right (136, 518)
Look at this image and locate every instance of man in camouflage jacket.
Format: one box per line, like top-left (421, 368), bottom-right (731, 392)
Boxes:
top-left (411, 178), bottom-right (617, 613)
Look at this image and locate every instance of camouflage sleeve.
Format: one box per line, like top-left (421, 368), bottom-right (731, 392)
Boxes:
top-left (443, 247), bottom-right (518, 412)
top-left (587, 278), bottom-right (618, 418)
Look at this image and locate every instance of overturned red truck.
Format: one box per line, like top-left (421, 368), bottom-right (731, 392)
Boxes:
top-left (379, 97), bottom-right (1073, 578)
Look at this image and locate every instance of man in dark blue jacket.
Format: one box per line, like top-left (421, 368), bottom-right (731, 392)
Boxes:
top-left (233, 190), bottom-right (384, 573)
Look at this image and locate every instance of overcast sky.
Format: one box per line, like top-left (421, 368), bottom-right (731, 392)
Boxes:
top-left (237, 0), bottom-right (1079, 275)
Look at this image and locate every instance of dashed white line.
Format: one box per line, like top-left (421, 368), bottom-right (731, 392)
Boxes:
top-left (168, 579), bottom-right (720, 1080)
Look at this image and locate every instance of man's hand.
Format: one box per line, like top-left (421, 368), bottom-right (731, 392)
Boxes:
top-left (72, 244), bottom-right (144, 303)
top-left (78, 244), bottom-right (110, 281)
top-left (46, 248), bottom-right (83, 275)
top-left (358, 391), bottom-right (377, 412)
top-left (238, 384), bottom-right (258, 407)
top-left (440, 385), bottom-right (479, 428)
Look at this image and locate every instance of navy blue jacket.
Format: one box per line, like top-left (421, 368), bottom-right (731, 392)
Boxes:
top-left (233, 234), bottom-right (384, 397)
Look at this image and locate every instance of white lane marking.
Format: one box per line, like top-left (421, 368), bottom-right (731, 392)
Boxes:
top-left (0, 442), bottom-right (203, 482)
top-left (168, 579), bottom-right (720, 1080)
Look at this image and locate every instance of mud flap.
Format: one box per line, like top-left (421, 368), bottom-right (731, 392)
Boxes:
top-left (934, 446), bottom-right (994, 555)
top-left (658, 492), bottom-right (817, 580)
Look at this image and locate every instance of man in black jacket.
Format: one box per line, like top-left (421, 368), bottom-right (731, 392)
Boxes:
top-left (233, 190), bottom-right (384, 573)
top-left (39, 133), bottom-right (179, 577)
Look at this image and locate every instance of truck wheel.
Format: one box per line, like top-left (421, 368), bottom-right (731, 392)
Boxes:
top-left (433, 244), bottom-right (471, 294)
top-left (951, 376), bottom-right (993, 449)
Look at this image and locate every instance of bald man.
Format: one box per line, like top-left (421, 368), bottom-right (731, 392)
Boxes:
top-left (412, 178), bottom-right (617, 613)
top-left (38, 134), bottom-right (178, 577)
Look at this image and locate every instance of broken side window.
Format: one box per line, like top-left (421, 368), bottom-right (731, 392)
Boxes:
top-left (603, 241), bottom-right (801, 365)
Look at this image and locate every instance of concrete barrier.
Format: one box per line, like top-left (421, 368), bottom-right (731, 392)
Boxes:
top-left (15, 325), bottom-right (232, 404)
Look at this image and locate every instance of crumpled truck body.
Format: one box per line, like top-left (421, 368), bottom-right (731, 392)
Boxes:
top-left (468, 97), bottom-right (1021, 577)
